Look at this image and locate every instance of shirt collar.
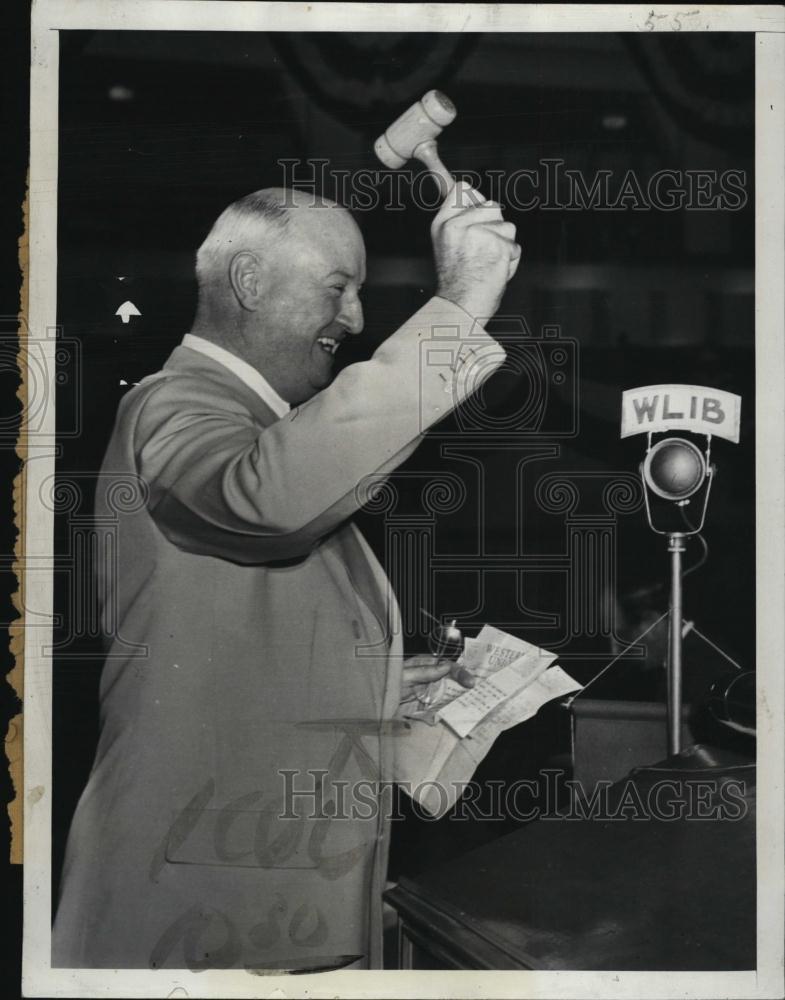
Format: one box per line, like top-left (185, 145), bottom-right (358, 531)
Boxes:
top-left (181, 334), bottom-right (290, 419)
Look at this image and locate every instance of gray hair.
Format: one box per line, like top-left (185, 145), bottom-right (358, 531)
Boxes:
top-left (195, 189), bottom-right (292, 290)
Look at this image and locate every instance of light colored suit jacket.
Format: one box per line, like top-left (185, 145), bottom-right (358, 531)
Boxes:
top-left (52, 297), bottom-right (504, 970)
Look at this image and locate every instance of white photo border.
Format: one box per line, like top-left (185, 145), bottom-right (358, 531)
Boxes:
top-left (22, 3), bottom-right (785, 997)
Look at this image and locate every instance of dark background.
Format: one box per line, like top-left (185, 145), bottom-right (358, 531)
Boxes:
top-left (2, 26), bottom-right (758, 950)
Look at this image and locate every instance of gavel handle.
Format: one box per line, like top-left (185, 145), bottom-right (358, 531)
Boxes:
top-left (413, 138), bottom-right (484, 206)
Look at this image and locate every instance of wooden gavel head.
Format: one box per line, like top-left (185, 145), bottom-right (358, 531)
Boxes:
top-left (374, 90), bottom-right (461, 199)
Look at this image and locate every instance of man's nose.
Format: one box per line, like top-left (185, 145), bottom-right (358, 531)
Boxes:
top-left (339, 296), bottom-right (364, 336)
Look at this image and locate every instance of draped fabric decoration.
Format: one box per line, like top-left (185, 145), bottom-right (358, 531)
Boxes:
top-left (270, 32), bottom-right (480, 132)
top-left (625, 33), bottom-right (754, 150)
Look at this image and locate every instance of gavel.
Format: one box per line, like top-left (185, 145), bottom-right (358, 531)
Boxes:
top-left (374, 89), bottom-right (483, 206)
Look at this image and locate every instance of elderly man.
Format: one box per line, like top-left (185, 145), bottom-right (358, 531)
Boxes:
top-left (52, 185), bottom-right (519, 970)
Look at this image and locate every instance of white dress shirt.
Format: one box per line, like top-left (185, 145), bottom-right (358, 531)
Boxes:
top-left (182, 333), bottom-right (290, 419)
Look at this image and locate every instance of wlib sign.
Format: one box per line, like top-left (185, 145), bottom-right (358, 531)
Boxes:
top-left (621, 385), bottom-right (741, 443)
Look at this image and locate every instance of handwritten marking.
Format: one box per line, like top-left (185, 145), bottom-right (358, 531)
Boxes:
top-left (645, 8), bottom-right (701, 30)
top-left (149, 900), bottom-right (336, 972)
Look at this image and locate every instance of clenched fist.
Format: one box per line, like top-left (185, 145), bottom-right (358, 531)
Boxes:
top-left (432, 181), bottom-right (521, 322)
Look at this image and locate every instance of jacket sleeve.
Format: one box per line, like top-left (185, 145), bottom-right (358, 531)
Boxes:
top-left (132, 296), bottom-right (506, 563)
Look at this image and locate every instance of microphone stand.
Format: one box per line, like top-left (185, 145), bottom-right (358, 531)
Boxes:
top-left (640, 436), bottom-right (738, 756)
top-left (638, 437), bottom-right (737, 756)
top-left (667, 532), bottom-right (687, 754)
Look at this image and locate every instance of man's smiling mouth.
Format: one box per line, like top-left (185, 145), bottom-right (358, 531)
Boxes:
top-left (316, 336), bottom-right (341, 356)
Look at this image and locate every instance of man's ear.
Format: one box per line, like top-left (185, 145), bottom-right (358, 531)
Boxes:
top-left (228, 251), bottom-right (265, 310)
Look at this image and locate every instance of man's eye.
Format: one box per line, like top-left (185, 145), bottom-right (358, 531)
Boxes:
top-left (331, 284), bottom-right (345, 294)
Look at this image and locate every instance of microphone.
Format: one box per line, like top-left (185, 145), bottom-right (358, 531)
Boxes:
top-left (619, 384), bottom-right (743, 754)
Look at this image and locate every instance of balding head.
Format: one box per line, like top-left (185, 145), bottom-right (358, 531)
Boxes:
top-left (189, 187), bottom-right (366, 405)
top-left (196, 188), bottom-right (328, 292)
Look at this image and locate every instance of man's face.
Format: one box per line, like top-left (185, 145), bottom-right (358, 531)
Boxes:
top-left (248, 205), bottom-right (366, 405)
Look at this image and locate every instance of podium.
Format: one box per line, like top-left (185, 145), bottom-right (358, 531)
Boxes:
top-left (385, 745), bottom-right (755, 970)
top-left (570, 697), bottom-right (692, 790)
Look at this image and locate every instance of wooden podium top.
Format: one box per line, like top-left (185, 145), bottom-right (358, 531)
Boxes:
top-left (385, 746), bottom-right (755, 970)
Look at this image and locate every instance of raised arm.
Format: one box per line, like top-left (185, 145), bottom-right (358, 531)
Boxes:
top-left (133, 297), bottom-right (502, 562)
top-left (132, 184), bottom-right (520, 563)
